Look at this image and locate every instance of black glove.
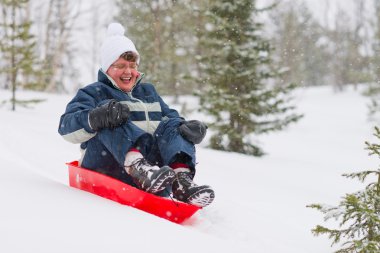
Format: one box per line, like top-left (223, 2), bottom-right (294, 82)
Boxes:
top-left (178, 120), bottom-right (208, 144)
top-left (89, 100), bottom-right (130, 131)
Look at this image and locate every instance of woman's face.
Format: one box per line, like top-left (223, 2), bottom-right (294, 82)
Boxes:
top-left (106, 57), bottom-right (140, 92)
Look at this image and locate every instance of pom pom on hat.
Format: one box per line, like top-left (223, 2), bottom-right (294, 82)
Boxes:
top-left (100, 22), bottom-right (140, 71)
top-left (107, 23), bottom-right (125, 36)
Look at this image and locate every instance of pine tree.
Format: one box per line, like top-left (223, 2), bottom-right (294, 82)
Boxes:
top-left (197, 0), bottom-right (302, 156)
top-left (0, 0), bottom-right (42, 110)
top-left (114, 0), bottom-right (199, 96)
top-left (308, 127), bottom-right (380, 253)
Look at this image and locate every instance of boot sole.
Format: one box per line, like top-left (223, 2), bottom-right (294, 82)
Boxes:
top-left (187, 188), bottom-right (215, 207)
top-left (146, 167), bottom-right (175, 194)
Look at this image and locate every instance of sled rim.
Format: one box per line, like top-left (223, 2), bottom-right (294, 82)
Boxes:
top-left (67, 161), bottom-right (200, 224)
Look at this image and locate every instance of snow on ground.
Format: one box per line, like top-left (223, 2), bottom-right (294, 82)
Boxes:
top-left (0, 85), bottom-right (377, 253)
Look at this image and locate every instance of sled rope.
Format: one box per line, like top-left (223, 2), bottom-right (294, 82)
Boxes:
top-left (165, 188), bottom-right (179, 207)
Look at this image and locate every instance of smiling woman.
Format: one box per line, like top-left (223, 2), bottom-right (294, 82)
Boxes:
top-left (58, 22), bottom-right (215, 208)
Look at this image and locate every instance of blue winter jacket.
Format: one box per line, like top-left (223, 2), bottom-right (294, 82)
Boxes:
top-left (58, 70), bottom-right (180, 147)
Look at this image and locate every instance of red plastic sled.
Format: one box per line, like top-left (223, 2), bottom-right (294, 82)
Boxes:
top-left (67, 161), bottom-right (200, 224)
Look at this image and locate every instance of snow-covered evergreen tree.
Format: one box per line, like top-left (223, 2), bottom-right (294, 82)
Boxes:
top-left (0, 0), bottom-right (42, 110)
top-left (308, 127), bottom-right (380, 253)
top-left (197, 0), bottom-right (302, 156)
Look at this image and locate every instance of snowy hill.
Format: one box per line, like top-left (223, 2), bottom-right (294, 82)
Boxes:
top-left (0, 86), bottom-right (377, 253)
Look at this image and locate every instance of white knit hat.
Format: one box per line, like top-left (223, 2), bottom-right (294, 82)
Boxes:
top-left (100, 23), bottom-right (140, 71)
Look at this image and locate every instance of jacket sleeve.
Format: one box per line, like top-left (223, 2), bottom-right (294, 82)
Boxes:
top-left (58, 88), bottom-right (98, 144)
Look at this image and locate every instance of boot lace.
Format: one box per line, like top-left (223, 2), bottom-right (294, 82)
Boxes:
top-left (129, 158), bottom-right (154, 176)
top-left (177, 172), bottom-right (196, 187)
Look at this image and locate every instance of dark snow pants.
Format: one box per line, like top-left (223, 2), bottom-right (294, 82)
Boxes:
top-left (81, 117), bottom-right (196, 186)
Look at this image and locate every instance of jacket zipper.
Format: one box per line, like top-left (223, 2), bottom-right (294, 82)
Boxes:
top-left (128, 73), bottom-right (151, 132)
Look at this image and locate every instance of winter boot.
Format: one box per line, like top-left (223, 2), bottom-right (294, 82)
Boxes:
top-left (172, 168), bottom-right (215, 207)
top-left (124, 150), bottom-right (175, 194)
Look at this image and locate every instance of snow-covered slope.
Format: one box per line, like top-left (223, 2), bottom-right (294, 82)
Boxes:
top-left (0, 86), bottom-right (376, 253)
